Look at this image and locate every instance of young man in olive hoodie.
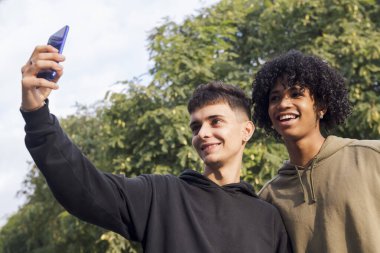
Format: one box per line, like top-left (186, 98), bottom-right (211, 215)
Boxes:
top-left (251, 50), bottom-right (380, 253)
top-left (20, 45), bottom-right (291, 253)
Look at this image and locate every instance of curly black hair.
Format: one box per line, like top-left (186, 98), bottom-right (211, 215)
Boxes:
top-left (188, 81), bottom-right (251, 119)
top-left (251, 50), bottom-right (352, 137)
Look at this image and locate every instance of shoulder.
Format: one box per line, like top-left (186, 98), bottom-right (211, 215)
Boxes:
top-left (137, 173), bottom-right (180, 185)
top-left (140, 173), bottom-right (178, 180)
top-left (322, 136), bottom-right (380, 169)
top-left (322, 136), bottom-right (380, 158)
top-left (251, 196), bottom-right (285, 227)
top-left (327, 135), bottom-right (380, 152)
top-left (255, 194), bottom-right (281, 211)
top-left (109, 173), bottom-right (180, 190)
top-left (258, 174), bottom-right (282, 198)
top-left (348, 138), bottom-right (380, 153)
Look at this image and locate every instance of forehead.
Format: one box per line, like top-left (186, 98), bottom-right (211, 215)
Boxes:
top-left (190, 102), bottom-right (235, 120)
top-left (270, 79), bottom-right (306, 94)
top-left (270, 81), bottom-right (289, 94)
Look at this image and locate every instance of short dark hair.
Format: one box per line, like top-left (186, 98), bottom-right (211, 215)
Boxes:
top-left (188, 81), bottom-right (251, 119)
top-left (252, 50), bottom-right (352, 137)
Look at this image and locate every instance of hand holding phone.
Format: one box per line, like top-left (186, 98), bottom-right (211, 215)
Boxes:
top-left (37, 25), bottom-right (69, 81)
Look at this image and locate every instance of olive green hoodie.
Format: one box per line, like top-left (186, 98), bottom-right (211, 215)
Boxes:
top-left (259, 136), bottom-right (380, 253)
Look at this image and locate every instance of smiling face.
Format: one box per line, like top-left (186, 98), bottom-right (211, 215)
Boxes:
top-left (190, 102), bottom-right (254, 170)
top-left (268, 80), bottom-right (323, 142)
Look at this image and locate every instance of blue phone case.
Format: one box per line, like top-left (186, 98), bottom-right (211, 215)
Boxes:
top-left (37, 25), bottom-right (69, 81)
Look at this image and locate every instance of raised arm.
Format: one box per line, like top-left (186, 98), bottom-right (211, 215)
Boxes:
top-left (20, 46), bottom-right (151, 241)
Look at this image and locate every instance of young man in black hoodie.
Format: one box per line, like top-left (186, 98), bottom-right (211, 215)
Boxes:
top-left (20, 45), bottom-right (291, 253)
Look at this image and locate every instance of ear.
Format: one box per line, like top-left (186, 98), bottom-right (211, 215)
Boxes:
top-left (318, 108), bottom-right (327, 119)
top-left (243, 121), bottom-right (255, 142)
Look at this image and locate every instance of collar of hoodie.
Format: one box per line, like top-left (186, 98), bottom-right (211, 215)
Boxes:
top-left (276, 136), bottom-right (356, 204)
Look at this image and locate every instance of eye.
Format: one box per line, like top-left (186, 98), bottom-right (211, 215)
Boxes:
top-left (190, 124), bottom-right (200, 135)
top-left (211, 118), bottom-right (222, 126)
top-left (290, 87), bottom-right (305, 98)
top-left (269, 95), bottom-right (280, 103)
top-left (290, 90), bottom-right (301, 98)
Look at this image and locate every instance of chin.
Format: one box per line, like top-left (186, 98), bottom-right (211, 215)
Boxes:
top-left (281, 133), bottom-right (304, 142)
top-left (203, 159), bottom-right (222, 169)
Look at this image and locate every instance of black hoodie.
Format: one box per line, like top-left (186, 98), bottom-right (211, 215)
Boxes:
top-left (21, 103), bottom-right (291, 253)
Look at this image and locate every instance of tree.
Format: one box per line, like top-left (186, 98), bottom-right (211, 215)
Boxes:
top-left (1, 0), bottom-right (379, 252)
top-left (244, 0), bottom-right (380, 139)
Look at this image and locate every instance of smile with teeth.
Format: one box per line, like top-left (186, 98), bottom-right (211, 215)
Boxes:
top-left (278, 114), bottom-right (299, 121)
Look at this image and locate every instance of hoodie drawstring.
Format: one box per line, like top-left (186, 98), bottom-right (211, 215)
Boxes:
top-left (295, 157), bottom-right (317, 204)
top-left (295, 165), bottom-right (306, 203)
top-left (309, 158), bottom-right (317, 203)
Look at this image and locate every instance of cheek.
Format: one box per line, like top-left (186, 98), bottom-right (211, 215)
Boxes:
top-left (192, 136), bottom-right (202, 152)
top-left (191, 136), bottom-right (197, 147)
top-left (213, 128), bottom-right (229, 139)
top-left (267, 106), bottom-right (275, 123)
top-left (300, 104), bottom-right (318, 120)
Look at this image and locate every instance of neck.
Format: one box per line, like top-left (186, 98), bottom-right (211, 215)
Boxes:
top-left (203, 160), bottom-right (242, 186)
top-left (284, 133), bottom-right (325, 167)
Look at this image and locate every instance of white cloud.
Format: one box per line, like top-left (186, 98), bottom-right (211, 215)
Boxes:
top-left (0, 0), bottom-right (219, 227)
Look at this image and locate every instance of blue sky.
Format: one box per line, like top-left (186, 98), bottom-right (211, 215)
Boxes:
top-left (0, 0), bottom-right (219, 227)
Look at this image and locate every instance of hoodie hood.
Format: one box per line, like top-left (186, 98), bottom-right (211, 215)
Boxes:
top-left (179, 169), bottom-right (258, 198)
top-left (277, 136), bottom-right (356, 204)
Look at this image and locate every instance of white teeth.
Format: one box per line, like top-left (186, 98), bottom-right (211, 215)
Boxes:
top-left (279, 115), bottom-right (297, 120)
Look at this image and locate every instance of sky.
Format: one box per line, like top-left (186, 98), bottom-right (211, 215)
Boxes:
top-left (0, 0), bottom-right (219, 227)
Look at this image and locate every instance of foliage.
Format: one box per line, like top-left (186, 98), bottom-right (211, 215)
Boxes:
top-left (245, 0), bottom-right (380, 139)
top-left (100, 84), bottom-right (201, 176)
top-left (0, 165), bottom-right (108, 253)
top-left (1, 0), bottom-right (379, 252)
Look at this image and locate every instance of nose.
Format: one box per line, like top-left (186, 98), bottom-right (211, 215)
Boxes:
top-left (198, 124), bottom-right (211, 139)
top-left (277, 95), bottom-right (292, 109)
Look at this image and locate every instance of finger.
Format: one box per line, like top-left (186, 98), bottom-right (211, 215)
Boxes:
top-left (21, 58), bottom-right (36, 74)
top-left (38, 78), bottom-right (60, 90)
top-left (24, 60), bottom-right (64, 76)
top-left (25, 45), bottom-right (59, 66)
top-left (37, 87), bottom-right (53, 101)
top-left (34, 45), bottom-right (59, 54)
top-left (22, 75), bottom-right (59, 90)
top-left (28, 52), bottom-right (65, 70)
top-left (38, 52), bottom-right (65, 62)
top-left (52, 68), bottom-right (64, 82)
top-left (46, 45), bottom-right (59, 53)
top-left (34, 60), bottom-right (64, 72)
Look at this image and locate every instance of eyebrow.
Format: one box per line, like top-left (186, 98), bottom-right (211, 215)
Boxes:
top-left (269, 88), bottom-right (282, 96)
top-left (270, 85), bottom-right (303, 95)
top-left (269, 89), bottom-right (280, 95)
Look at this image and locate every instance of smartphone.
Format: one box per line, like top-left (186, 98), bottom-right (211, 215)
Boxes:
top-left (37, 25), bottom-right (69, 81)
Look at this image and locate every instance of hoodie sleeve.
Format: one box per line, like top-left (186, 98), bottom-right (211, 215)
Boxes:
top-left (274, 211), bottom-right (293, 253)
top-left (21, 103), bottom-right (151, 241)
